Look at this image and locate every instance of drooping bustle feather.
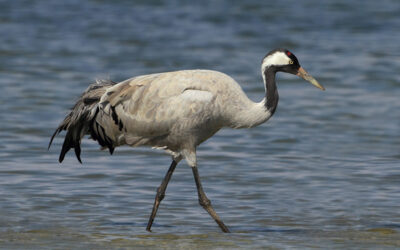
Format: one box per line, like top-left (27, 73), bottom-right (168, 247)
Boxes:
top-left (48, 79), bottom-right (117, 163)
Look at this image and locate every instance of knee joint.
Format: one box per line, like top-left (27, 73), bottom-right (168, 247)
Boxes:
top-left (156, 187), bottom-right (165, 201)
top-left (199, 197), bottom-right (211, 208)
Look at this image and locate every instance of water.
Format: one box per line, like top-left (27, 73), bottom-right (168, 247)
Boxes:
top-left (1, 0), bottom-right (399, 248)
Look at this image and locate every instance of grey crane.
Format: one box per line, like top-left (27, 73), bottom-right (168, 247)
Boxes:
top-left (49, 48), bottom-right (324, 233)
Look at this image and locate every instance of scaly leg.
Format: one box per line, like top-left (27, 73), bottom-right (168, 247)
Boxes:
top-left (192, 165), bottom-right (230, 233)
top-left (146, 160), bottom-right (177, 232)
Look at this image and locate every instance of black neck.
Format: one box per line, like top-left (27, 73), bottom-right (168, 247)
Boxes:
top-left (263, 67), bottom-right (279, 115)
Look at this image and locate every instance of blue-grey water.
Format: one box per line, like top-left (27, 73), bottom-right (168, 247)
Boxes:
top-left (1, 0), bottom-right (399, 249)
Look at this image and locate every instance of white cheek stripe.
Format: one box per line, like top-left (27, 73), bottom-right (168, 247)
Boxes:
top-left (261, 52), bottom-right (290, 73)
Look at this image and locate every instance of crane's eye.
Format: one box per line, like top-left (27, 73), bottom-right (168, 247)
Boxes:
top-left (289, 60), bottom-right (294, 64)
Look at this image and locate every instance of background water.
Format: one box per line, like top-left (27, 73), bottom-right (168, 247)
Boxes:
top-left (1, 0), bottom-right (399, 249)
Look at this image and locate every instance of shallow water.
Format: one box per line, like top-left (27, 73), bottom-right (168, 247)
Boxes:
top-left (1, 0), bottom-right (400, 249)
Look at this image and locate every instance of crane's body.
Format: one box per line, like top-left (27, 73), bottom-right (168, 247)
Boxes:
top-left (97, 70), bottom-right (271, 163)
top-left (49, 49), bottom-right (324, 233)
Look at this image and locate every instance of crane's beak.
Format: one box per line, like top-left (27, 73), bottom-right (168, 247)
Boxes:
top-left (297, 67), bottom-right (325, 91)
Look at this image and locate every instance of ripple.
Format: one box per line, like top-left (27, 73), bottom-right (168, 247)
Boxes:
top-left (1, 0), bottom-right (399, 248)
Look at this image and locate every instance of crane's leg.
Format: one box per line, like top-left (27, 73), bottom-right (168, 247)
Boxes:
top-left (146, 160), bottom-right (178, 232)
top-left (191, 165), bottom-right (230, 233)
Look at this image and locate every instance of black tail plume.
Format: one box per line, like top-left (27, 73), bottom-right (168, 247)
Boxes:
top-left (49, 79), bottom-right (117, 163)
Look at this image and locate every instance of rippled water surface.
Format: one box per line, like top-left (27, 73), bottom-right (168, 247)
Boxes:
top-left (1, 0), bottom-right (400, 249)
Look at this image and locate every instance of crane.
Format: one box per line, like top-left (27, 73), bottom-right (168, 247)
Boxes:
top-left (49, 48), bottom-right (325, 233)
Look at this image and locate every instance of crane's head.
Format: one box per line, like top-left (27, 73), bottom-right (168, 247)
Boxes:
top-left (261, 49), bottom-right (325, 90)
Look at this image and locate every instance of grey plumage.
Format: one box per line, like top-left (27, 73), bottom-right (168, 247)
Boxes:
top-left (49, 70), bottom-right (272, 165)
top-left (49, 50), bottom-right (324, 232)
